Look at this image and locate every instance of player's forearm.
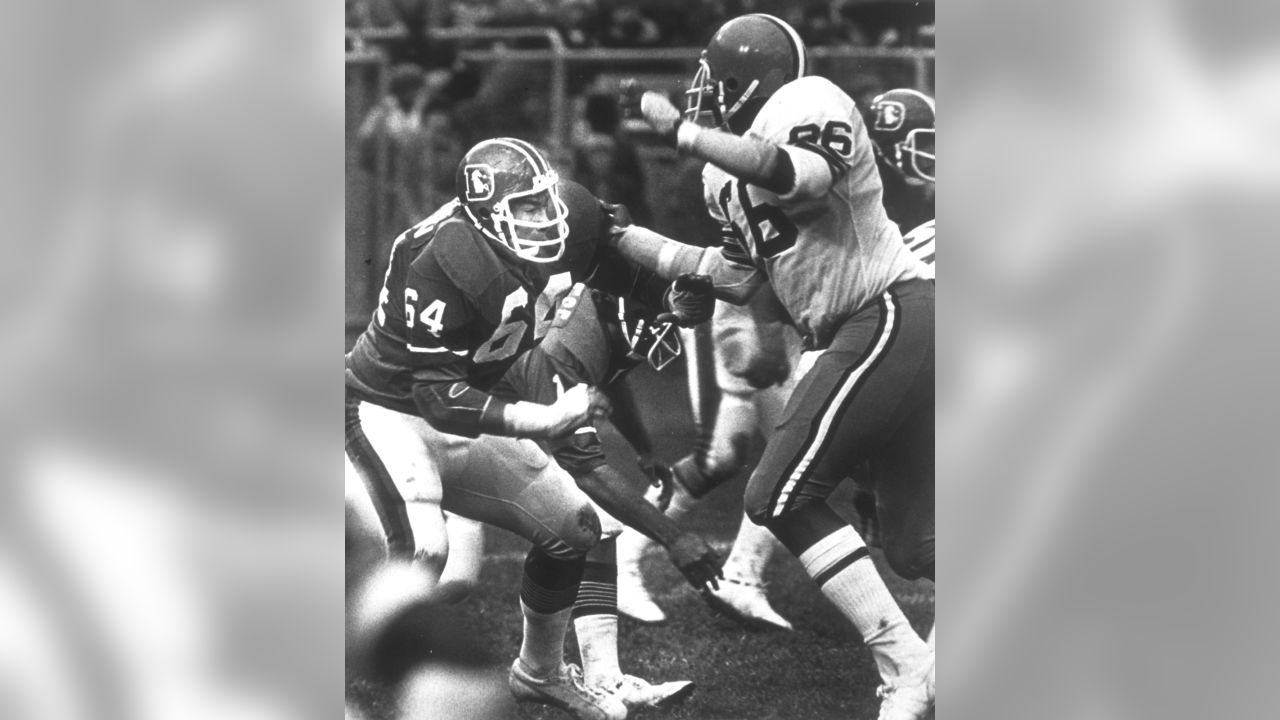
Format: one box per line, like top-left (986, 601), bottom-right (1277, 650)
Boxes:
top-left (414, 381), bottom-right (567, 439)
top-left (574, 465), bottom-right (682, 548)
top-left (611, 225), bottom-right (706, 281)
top-left (675, 124), bottom-right (796, 195)
top-left (604, 378), bottom-right (653, 457)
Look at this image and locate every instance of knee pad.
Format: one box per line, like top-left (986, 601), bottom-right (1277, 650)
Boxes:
top-left (540, 502), bottom-right (601, 559)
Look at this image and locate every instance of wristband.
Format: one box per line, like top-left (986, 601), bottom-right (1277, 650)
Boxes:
top-left (675, 120), bottom-right (702, 154)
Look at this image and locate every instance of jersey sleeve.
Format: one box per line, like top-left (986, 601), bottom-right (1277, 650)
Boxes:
top-left (749, 76), bottom-right (865, 202)
top-left (402, 224), bottom-right (520, 437)
top-left (702, 170), bottom-right (757, 269)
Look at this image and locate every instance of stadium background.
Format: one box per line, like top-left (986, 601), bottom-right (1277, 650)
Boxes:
top-left (345, 2), bottom-right (935, 718)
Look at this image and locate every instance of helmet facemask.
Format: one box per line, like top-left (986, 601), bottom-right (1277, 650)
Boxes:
top-left (472, 171), bottom-right (569, 263)
top-left (683, 56), bottom-right (761, 132)
top-left (900, 128), bottom-right (935, 183)
top-left (617, 298), bottom-right (681, 371)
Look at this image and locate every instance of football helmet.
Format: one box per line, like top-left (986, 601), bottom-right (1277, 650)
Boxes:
top-left (684, 14), bottom-right (808, 134)
top-left (868, 88), bottom-right (935, 183)
top-left (455, 137), bottom-right (569, 263)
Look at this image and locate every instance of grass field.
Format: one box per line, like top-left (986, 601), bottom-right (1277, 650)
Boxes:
top-left (347, 361), bottom-right (934, 720)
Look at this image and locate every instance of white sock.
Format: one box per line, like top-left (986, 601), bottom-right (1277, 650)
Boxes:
top-left (574, 614), bottom-right (621, 686)
top-left (722, 511), bottom-right (780, 582)
top-left (799, 526), bottom-right (930, 684)
top-left (518, 600), bottom-right (570, 677)
top-left (616, 529), bottom-right (653, 577)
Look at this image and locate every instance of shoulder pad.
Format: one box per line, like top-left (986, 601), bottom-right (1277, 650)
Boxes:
top-left (751, 76), bottom-right (856, 143)
top-left (412, 219), bottom-right (505, 297)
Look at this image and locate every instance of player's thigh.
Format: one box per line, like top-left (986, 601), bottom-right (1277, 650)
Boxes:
top-left (869, 406), bottom-right (935, 581)
top-left (745, 285), bottom-right (932, 523)
top-left (442, 435), bottom-right (601, 558)
top-left (351, 402), bottom-right (448, 560)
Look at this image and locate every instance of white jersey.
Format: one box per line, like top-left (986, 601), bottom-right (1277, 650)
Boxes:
top-left (702, 75), bottom-right (927, 349)
top-left (903, 219), bottom-right (935, 280)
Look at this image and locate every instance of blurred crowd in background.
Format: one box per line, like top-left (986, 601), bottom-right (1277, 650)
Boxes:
top-left (344, 0), bottom-right (934, 326)
top-left (347, 0), bottom-right (934, 52)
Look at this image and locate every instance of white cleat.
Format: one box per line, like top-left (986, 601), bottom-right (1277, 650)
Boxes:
top-left (702, 577), bottom-right (793, 631)
top-left (617, 569), bottom-right (667, 624)
top-left (875, 658), bottom-right (935, 720)
top-left (508, 660), bottom-right (628, 720)
top-left (597, 673), bottom-right (696, 711)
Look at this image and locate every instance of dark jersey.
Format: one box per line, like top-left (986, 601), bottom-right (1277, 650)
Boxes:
top-left (499, 284), bottom-right (645, 478)
top-left (346, 180), bottom-right (664, 438)
top-left (346, 200), bottom-right (574, 435)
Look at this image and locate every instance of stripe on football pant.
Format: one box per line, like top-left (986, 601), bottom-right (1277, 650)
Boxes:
top-left (769, 290), bottom-right (900, 518)
top-left (346, 420), bottom-right (416, 559)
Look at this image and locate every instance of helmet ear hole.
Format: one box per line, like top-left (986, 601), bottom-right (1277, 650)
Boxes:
top-left (723, 77), bottom-right (739, 91)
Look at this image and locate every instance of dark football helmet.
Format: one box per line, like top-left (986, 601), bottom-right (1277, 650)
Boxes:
top-left (868, 88), bottom-right (935, 183)
top-left (684, 14), bottom-right (808, 134)
top-left (455, 137), bottom-right (569, 263)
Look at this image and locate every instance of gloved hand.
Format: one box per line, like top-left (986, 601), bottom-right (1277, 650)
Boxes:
top-left (657, 274), bottom-right (715, 327)
top-left (600, 201), bottom-right (634, 240)
top-left (667, 532), bottom-right (724, 592)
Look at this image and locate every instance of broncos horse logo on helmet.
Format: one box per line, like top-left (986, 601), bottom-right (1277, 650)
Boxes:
top-left (455, 137), bottom-right (570, 263)
top-left (868, 89), bottom-right (936, 183)
top-left (684, 13), bottom-right (809, 135)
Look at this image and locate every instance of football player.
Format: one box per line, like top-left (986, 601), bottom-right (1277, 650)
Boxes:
top-left (345, 137), bottom-right (626, 720)
top-left (616, 285), bottom-right (798, 631)
top-left (868, 87), bottom-right (936, 655)
top-left (614, 15), bottom-right (935, 719)
top-left (422, 179), bottom-right (721, 713)
top-left (869, 87), bottom-right (935, 280)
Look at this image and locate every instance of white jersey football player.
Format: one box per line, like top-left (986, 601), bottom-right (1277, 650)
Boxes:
top-left (613, 15), bottom-right (935, 719)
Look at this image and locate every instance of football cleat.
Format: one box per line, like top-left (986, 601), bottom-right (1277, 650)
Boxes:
top-left (701, 576), bottom-right (793, 631)
top-left (508, 660), bottom-right (628, 720)
top-left (874, 658), bottom-right (935, 720)
top-left (595, 672), bottom-right (696, 711)
top-left (617, 567), bottom-right (667, 624)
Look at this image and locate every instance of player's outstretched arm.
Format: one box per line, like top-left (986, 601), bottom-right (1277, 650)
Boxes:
top-left (623, 83), bottom-right (835, 201)
top-left (604, 215), bottom-right (763, 305)
top-left (574, 463), bottom-right (724, 591)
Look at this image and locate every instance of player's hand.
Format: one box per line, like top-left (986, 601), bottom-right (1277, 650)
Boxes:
top-left (637, 454), bottom-right (676, 512)
top-left (546, 384), bottom-right (612, 439)
top-left (659, 273), bottom-right (715, 327)
top-left (667, 532), bottom-right (724, 591)
top-left (600, 200), bottom-right (633, 237)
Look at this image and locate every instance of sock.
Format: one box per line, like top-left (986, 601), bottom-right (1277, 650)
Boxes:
top-left (573, 560), bottom-right (621, 686)
top-left (798, 526), bottom-right (930, 684)
top-left (518, 547), bottom-right (585, 677)
top-left (722, 510), bottom-right (780, 582)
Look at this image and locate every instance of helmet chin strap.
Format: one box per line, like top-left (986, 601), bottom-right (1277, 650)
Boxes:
top-left (722, 79), bottom-right (760, 127)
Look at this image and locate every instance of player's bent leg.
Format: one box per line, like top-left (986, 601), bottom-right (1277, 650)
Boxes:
top-left (870, 406), bottom-right (935, 582)
top-left (741, 292), bottom-right (934, 716)
top-left (510, 547), bottom-right (627, 720)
